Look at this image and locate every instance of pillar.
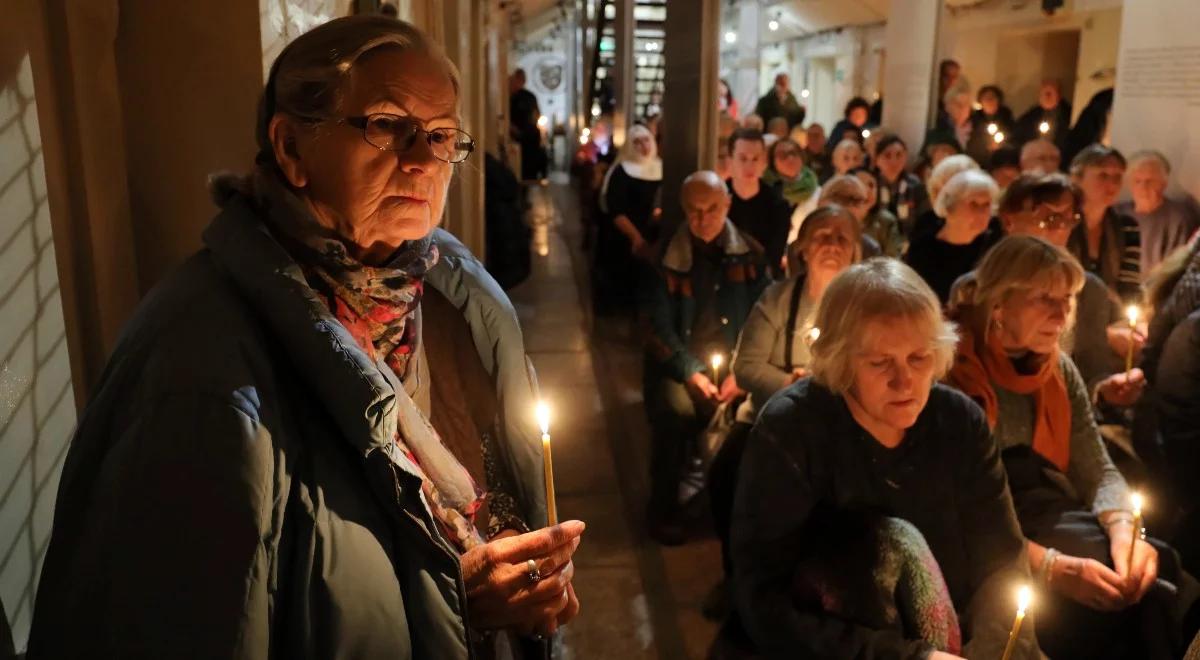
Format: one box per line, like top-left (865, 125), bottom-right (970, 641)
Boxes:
top-left (881, 0), bottom-right (941, 157)
top-left (659, 0), bottom-right (720, 235)
top-left (732, 2), bottom-right (762, 118)
top-left (441, 0), bottom-right (487, 259)
top-left (611, 0), bottom-right (636, 148)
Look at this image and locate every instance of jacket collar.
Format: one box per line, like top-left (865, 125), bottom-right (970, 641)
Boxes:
top-left (661, 219), bottom-right (752, 274)
top-left (202, 194), bottom-right (408, 461)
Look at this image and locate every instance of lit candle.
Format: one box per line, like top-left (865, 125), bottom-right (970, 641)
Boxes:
top-left (1038, 120), bottom-right (1051, 134)
top-left (1127, 492), bottom-right (1144, 569)
top-left (1124, 305), bottom-right (1140, 377)
top-left (711, 353), bottom-right (724, 385)
top-left (1000, 585), bottom-right (1032, 660)
top-left (993, 131), bottom-right (1006, 144)
top-left (807, 327), bottom-right (821, 345)
top-left (536, 402), bottom-right (558, 526)
top-left (537, 115), bottom-right (549, 129)
top-left (861, 128), bottom-right (871, 139)
top-left (987, 122), bottom-right (999, 136)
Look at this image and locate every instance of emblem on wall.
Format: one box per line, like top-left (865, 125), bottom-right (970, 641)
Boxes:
top-left (538, 62), bottom-right (563, 92)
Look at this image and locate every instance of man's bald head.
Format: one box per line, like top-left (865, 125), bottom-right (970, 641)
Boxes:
top-left (681, 170), bottom-right (730, 243)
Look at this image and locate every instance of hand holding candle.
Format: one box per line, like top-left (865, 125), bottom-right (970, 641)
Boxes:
top-left (710, 353), bottom-right (724, 385)
top-left (1126, 492), bottom-right (1144, 570)
top-left (536, 401), bottom-right (558, 526)
top-left (1000, 585), bottom-right (1032, 660)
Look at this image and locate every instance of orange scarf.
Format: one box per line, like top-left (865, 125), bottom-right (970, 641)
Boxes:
top-left (947, 326), bottom-right (1072, 472)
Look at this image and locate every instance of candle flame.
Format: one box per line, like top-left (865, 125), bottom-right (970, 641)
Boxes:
top-left (711, 353), bottom-right (724, 370)
top-left (1017, 585), bottom-right (1032, 615)
top-left (537, 115), bottom-right (549, 129)
top-left (1131, 492), bottom-right (1143, 516)
top-left (993, 131), bottom-right (1006, 144)
top-left (535, 402), bottom-right (551, 436)
top-left (987, 122), bottom-right (998, 135)
top-left (1126, 305), bottom-right (1140, 326)
top-left (1038, 121), bottom-right (1051, 134)
top-left (808, 327), bottom-right (821, 342)
top-left (861, 129), bottom-right (871, 139)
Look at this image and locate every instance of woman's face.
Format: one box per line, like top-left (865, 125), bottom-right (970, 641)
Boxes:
top-left (1002, 191), bottom-right (1078, 248)
top-left (876, 143), bottom-right (907, 182)
top-left (801, 219), bottom-right (857, 279)
top-left (283, 48), bottom-right (457, 263)
top-left (848, 107), bottom-right (869, 127)
top-left (849, 315), bottom-right (938, 436)
top-left (993, 283), bottom-right (1073, 355)
top-left (979, 90), bottom-right (1000, 116)
top-left (853, 171), bottom-right (878, 208)
top-left (833, 145), bottom-right (864, 175)
top-left (947, 191), bottom-right (993, 238)
top-left (1078, 161), bottom-right (1125, 208)
top-left (773, 143), bottom-right (804, 179)
top-left (632, 133), bottom-right (655, 159)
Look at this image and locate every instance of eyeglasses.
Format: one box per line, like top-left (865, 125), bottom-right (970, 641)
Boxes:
top-left (1031, 206), bottom-right (1081, 231)
top-left (342, 113), bottom-right (476, 163)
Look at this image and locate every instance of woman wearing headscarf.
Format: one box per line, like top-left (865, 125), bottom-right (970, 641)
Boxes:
top-left (594, 123), bottom-right (664, 313)
top-left (28, 16), bottom-right (582, 658)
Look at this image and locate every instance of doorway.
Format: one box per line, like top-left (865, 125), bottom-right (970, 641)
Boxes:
top-left (994, 29), bottom-right (1080, 116)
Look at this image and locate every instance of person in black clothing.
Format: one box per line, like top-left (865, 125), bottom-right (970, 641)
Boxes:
top-left (873, 133), bottom-right (929, 230)
top-left (905, 169), bottom-right (1001, 304)
top-left (730, 258), bottom-right (1038, 659)
top-left (970, 85), bottom-right (1015, 156)
top-left (987, 145), bottom-right (1022, 192)
top-left (803, 123), bottom-right (833, 183)
top-left (1015, 79), bottom-right (1072, 152)
top-left (508, 68), bottom-right (546, 180)
top-left (594, 124), bottom-right (663, 313)
top-left (1064, 88), bottom-right (1114, 166)
top-left (727, 128), bottom-right (793, 276)
top-left (827, 97), bottom-right (872, 155)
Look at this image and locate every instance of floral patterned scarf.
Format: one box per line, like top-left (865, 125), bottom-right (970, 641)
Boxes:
top-left (252, 171), bottom-right (486, 551)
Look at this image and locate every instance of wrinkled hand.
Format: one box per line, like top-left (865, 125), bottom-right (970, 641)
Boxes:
top-left (1051, 553), bottom-right (1128, 612)
top-left (1111, 526), bottom-right (1159, 604)
top-left (716, 374), bottom-right (744, 404)
top-left (462, 521), bottom-right (585, 635)
top-left (685, 372), bottom-right (719, 405)
top-left (1096, 368), bottom-right (1145, 407)
top-left (788, 368), bottom-right (809, 384)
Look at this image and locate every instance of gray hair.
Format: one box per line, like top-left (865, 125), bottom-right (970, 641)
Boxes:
top-left (935, 169), bottom-right (999, 217)
top-left (809, 258), bottom-right (959, 394)
top-left (256, 15), bottom-right (460, 168)
top-left (1127, 149), bottom-right (1171, 177)
top-left (927, 154), bottom-right (980, 212)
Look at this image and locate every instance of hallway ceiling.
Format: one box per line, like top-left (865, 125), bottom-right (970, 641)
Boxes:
top-left (765, 0), bottom-right (890, 37)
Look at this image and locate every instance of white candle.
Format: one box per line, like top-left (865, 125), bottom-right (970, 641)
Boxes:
top-left (535, 402), bottom-right (558, 526)
top-left (1000, 586), bottom-right (1032, 660)
top-left (1125, 305), bottom-right (1140, 377)
top-left (710, 353), bottom-right (724, 385)
top-left (1127, 492), bottom-right (1144, 569)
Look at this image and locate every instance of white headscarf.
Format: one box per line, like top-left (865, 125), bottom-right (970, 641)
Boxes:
top-left (615, 124), bottom-right (662, 181)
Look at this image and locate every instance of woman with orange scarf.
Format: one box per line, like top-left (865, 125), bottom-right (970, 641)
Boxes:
top-left (948, 235), bottom-right (1193, 660)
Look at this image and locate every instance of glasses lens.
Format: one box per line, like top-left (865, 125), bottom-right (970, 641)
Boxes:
top-left (362, 114), bottom-right (419, 151)
top-left (430, 128), bottom-right (475, 163)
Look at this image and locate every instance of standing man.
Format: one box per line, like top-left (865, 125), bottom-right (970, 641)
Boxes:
top-left (1015, 79), bottom-right (1072, 151)
top-left (643, 171), bottom-right (767, 545)
top-left (1116, 151), bottom-right (1200, 276)
top-left (509, 68), bottom-right (546, 181)
top-left (726, 129), bottom-right (793, 275)
top-left (754, 73), bottom-right (806, 130)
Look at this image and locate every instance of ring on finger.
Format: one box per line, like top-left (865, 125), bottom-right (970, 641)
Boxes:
top-left (526, 559), bottom-right (542, 584)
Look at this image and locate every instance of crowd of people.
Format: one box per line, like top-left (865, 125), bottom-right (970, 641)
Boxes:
top-left (574, 61), bottom-right (1200, 659)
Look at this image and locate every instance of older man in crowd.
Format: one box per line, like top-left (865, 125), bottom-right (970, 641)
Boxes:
top-left (1116, 151), bottom-right (1200, 276)
top-left (642, 171), bottom-right (767, 545)
top-left (754, 73), bottom-right (806, 130)
top-left (1020, 138), bottom-right (1062, 175)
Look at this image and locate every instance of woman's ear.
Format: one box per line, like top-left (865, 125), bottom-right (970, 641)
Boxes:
top-left (269, 114), bottom-right (308, 188)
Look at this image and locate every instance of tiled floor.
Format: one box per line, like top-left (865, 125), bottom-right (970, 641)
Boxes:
top-left (505, 178), bottom-right (722, 659)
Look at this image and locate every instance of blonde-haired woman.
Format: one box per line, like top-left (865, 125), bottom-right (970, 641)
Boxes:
top-left (948, 235), bottom-right (1192, 660)
top-left (731, 258), bottom-right (1037, 659)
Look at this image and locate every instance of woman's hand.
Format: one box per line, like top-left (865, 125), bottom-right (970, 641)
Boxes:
top-left (461, 521), bottom-right (586, 634)
top-left (788, 368), bottom-right (809, 384)
top-left (1110, 526), bottom-right (1159, 604)
top-left (716, 374), bottom-right (744, 404)
top-left (631, 236), bottom-right (658, 262)
top-left (685, 372), bottom-right (719, 405)
top-left (1096, 368), bottom-right (1145, 407)
top-left (1050, 553), bottom-right (1128, 612)
top-left (1105, 323), bottom-right (1146, 360)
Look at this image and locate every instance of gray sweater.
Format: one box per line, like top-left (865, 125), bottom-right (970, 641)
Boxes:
top-left (991, 352), bottom-right (1130, 514)
top-left (732, 275), bottom-right (816, 416)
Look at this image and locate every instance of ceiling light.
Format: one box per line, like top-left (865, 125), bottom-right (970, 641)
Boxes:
top-left (724, 31), bottom-right (737, 44)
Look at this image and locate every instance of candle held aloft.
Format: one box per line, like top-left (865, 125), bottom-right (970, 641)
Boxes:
top-left (711, 353), bottom-right (724, 385)
top-left (1127, 492), bottom-right (1144, 569)
top-left (1039, 120), bottom-right (1051, 134)
top-left (993, 131), bottom-right (1006, 144)
top-left (536, 402), bottom-right (558, 526)
top-left (1000, 586), bottom-right (1032, 660)
top-left (1125, 305), bottom-right (1140, 377)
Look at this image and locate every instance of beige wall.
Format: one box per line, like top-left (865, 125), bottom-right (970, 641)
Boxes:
top-left (0, 3), bottom-right (77, 651)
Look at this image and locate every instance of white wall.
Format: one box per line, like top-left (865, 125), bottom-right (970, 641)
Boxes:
top-left (0, 52), bottom-right (77, 653)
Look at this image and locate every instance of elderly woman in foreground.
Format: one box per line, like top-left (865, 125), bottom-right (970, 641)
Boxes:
top-left (948, 235), bottom-right (1194, 660)
top-left (29, 16), bottom-right (581, 658)
top-left (732, 259), bottom-right (1038, 659)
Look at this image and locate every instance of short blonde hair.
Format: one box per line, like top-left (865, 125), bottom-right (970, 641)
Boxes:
top-left (818, 174), bottom-right (867, 207)
top-left (810, 259), bottom-right (959, 394)
top-left (955, 235), bottom-right (1085, 339)
top-left (935, 169), bottom-right (999, 217)
top-left (926, 154), bottom-right (979, 211)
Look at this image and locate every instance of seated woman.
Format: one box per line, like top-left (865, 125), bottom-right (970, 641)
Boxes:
top-left (764, 137), bottom-right (820, 231)
top-left (708, 206), bottom-right (863, 595)
top-left (816, 175), bottom-right (883, 258)
top-left (908, 153), bottom-right (979, 240)
top-left (948, 235), bottom-right (1194, 660)
top-left (832, 138), bottom-right (866, 178)
top-left (905, 169), bottom-right (1001, 304)
top-left (732, 258), bottom-right (1038, 659)
top-left (873, 133), bottom-right (930, 228)
top-left (852, 166), bottom-right (905, 257)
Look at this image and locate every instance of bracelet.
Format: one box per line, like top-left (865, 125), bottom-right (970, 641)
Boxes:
top-left (1102, 514), bottom-right (1135, 529)
top-left (1041, 548), bottom-right (1061, 586)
